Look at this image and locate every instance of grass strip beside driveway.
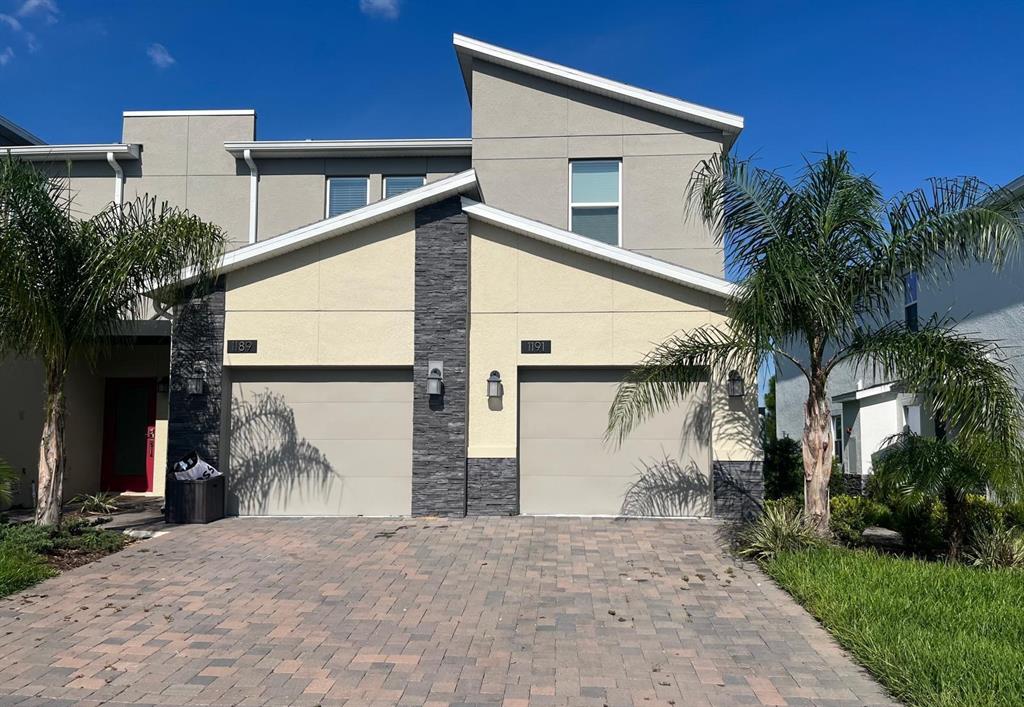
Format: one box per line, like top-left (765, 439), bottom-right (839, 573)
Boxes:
top-left (765, 546), bottom-right (1024, 707)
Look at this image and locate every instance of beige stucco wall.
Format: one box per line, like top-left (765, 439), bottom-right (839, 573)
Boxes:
top-left (467, 219), bottom-right (758, 461)
top-left (0, 345), bottom-right (170, 507)
top-left (223, 213), bottom-right (414, 366)
top-left (471, 60), bottom-right (726, 275)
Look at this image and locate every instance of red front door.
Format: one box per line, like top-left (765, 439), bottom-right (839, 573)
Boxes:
top-left (101, 378), bottom-right (157, 493)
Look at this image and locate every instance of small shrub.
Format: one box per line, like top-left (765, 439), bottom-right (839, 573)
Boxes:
top-left (830, 495), bottom-right (892, 545)
top-left (71, 492), bottom-right (120, 515)
top-left (0, 546), bottom-right (55, 596)
top-left (965, 523), bottom-right (1024, 569)
top-left (763, 436), bottom-right (803, 500)
top-left (0, 522), bottom-right (55, 555)
top-left (738, 500), bottom-right (822, 562)
top-left (1002, 502), bottom-right (1024, 529)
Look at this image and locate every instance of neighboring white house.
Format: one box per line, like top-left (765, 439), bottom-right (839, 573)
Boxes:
top-left (775, 174), bottom-right (1024, 491)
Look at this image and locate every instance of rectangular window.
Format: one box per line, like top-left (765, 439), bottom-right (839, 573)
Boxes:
top-left (833, 415), bottom-right (843, 462)
top-left (570, 160), bottom-right (620, 245)
top-left (904, 271), bottom-right (919, 331)
top-left (327, 177), bottom-right (368, 217)
top-left (384, 175), bottom-right (426, 199)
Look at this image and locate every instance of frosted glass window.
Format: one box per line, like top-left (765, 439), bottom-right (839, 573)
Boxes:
top-left (570, 160), bottom-right (620, 244)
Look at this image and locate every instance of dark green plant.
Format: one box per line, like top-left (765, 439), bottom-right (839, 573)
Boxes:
top-left (0, 157), bottom-right (225, 526)
top-left (606, 151), bottom-right (1024, 534)
top-left (830, 494), bottom-right (892, 545)
top-left (0, 458), bottom-right (16, 507)
top-left (966, 521), bottom-right (1024, 569)
top-left (763, 435), bottom-right (803, 499)
top-left (738, 499), bottom-right (823, 562)
top-left (71, 492), bottom-right (120, 515)
top-left (872, 433), bottom-right (1022, 560)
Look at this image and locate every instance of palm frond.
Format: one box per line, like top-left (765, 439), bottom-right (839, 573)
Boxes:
top-left (606, 325), bottom-right (764, 446)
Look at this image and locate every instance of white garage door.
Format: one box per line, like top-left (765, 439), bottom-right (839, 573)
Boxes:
top-left (519, 368), bottom-right (711, 517)
top-left (227, 369), bottom-right (412, 516)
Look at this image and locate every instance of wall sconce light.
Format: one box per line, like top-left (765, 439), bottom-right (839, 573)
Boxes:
top-left (487, 370), bottom-right (503, 399)
top-left (427, 365), bottom-right (444, 397)
top-left (726, 370), bottom-right (745, 398)
top-left (187, 362), bottom-right (207, 396)
top-left (157, 376), bottom-right (170, 395)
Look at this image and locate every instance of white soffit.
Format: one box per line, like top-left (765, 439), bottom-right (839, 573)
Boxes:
top-left (461, 199), bottom-right (736, 299)
top-left (2, 143), bottom-right (141, 161)
top-left (167, 169), bottom-right (478, 287)
top-left (453, 34), bottom-right (744, 136)
top-left (225, 138), bottom-right (472, 159)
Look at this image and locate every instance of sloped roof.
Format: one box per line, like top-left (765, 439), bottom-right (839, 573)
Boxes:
top-left (453, 34), bottom-right (744, 139)
top-left (461, 198), bottom-right (736, 299)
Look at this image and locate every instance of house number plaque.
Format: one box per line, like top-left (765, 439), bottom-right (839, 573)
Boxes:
top-left (521, 340), bottom-right (552, 354)
top-left (227, 340), bottom-right (258, 354)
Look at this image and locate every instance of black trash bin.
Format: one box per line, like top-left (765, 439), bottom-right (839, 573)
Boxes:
top-left (165, 452), bottom-right (225, 524)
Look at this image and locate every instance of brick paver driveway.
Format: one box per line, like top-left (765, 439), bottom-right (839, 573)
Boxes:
top-left (0, 518), bottom-right (896, 707)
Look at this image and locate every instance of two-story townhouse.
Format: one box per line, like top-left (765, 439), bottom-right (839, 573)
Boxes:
top-left (0, 35), bottom-right (761, 518)
top-left (775, 175), bottom-right (1024, 492)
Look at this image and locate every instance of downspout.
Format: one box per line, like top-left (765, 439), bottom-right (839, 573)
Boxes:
top-left (243, 148), bottom-right (258, 244)
top-left (106, 151), bottom-right (124, 207)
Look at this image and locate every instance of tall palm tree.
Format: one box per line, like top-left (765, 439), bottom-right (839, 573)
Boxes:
top-left (0, 157), bottom-right (224, 526)
top-left (607, 151), bottom-right (1024, 532)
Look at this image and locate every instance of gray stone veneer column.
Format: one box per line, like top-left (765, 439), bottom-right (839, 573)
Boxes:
top-left (467, 458), bottom-right (518, 515)
top-left (412, 197), bottom-right (469, 516)
top-left (713, 460), bottom-right (764, 521)
top-left (167, 279), bottom-right (226, 470)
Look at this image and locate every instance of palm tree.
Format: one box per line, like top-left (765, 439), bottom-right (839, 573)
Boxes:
top-left (0, 157), bottom-right (224, 526)
top-left (607, 151), bottom-right (1024, 533)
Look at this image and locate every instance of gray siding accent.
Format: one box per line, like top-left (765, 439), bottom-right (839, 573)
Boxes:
top-left (167, 279), bottom-right (226, 471)
top-left (713, 460), bottom-right (763, 521)
top-left (412, 197), bottom-right (469, 516)
top-left (840, 473), bottom-right (867, 496)
top-left (467, 458), bottom-right (518, 516)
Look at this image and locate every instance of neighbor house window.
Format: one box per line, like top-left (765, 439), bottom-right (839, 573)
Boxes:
top-left (833, 415), bottom-right (843, 462)
top-left (904, 271), bottom-right (918, 331)
top-left (384, 175), bottom-right (425, 199)
top-left (327, 177), bottom-right (369, 217)
top-left (570, 160), bottom-right (620, 245)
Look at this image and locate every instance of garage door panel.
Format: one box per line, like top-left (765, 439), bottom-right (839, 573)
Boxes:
top-left (519, 368), bottom-right (710, 517)
top-left (228, 368), bottom-right (412, 516)
top-left (520, 437), bottom-right (708, 477)
top-left (288, 401), bottom-right (413, 440)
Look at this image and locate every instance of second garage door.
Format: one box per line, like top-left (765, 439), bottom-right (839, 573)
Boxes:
top-left (519, 368), bottom-right (711, 517)
top-left (227, 368), bottom-right (412, 516)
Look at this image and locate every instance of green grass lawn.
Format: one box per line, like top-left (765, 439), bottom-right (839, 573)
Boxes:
top-left (765, 546), bottom-right (1024, 707)
top-left (0, 519), bottom-right (129, 598)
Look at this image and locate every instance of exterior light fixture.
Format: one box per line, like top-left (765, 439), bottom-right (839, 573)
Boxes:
top-left (427, 366), bottom-right (444, 397)
top-left (726, 370), bottom-right (745, 398)
top-left (487, 370), bottom-right (503, 399)
top-left (187, 362), bottom-right (207, 396)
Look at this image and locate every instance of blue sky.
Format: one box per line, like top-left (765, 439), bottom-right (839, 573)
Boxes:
top-left (2, 0), bottom-right (1021, 199)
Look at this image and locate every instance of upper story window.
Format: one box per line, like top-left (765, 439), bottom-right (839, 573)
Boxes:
top-left (570, 160), bottom-right (620, 245)
top-left (327, 177), bottom-right (369, 217)
top-left (904, 271), bottom-right (918, 331)
top-left (385, 175), bottom-right (426, 199)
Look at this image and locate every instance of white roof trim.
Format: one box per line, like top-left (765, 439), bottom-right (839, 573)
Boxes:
top-left (167, 169), bottom-right (478, 287)
top-left (225, 138), bottom-right (472, 159)
top-left (0, 114), bottom-right (44, 145)
top-left (2, 143), bottom-right (140, 161)
top-left (123, 109), bottom-right (255, 117)
top-left (453, 34), bottom-right (744, 136)
top-left (461, 199), bottom-right (736, 299)
top-left (832, 382), bottom-right (898, 403)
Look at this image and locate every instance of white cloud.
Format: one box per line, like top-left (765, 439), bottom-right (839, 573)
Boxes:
top-left (0, 46), bottom-right (13, 66)
top-left (0, 13), bottom-right (22, 32)
top-left (147, 42), bottom-right (175, 69)
top-left (17, 0), bottom-right (58, 23)
top-left (359, 0), bottom-right (399, 19)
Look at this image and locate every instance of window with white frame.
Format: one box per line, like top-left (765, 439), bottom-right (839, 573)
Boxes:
top-left (570, 160), bottom-right (620, 245)
top-left (904, 271), bottom-right (918, 331)
top-left (833, 415), bottom-right (843, 463)
top-left (384, 175), bottom-right (426, 199)
top-left (327, 177), bottom-right (368, 217)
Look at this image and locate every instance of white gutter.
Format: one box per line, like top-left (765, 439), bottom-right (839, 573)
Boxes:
top-left (2, 143), bottom-right (140, 161)
top-left (106, 151), bottom-right (124, 207)
top-left (243, 148), bottom-right (258, 244)
top-left (224, 138), bottom-right (472, 159)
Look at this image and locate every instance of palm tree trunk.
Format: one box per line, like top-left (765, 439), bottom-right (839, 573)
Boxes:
top-left (943, 487), bottom-right (967, 562)
top-left (35, 365), bottom-right (66, 526)
top-left (802, 373), bottom-right (833, 534)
